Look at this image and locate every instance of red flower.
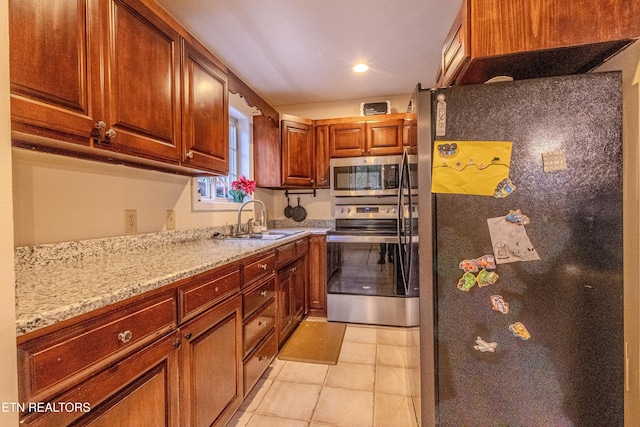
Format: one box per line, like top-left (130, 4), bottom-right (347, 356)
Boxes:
top-left (231, 175), bottom-right (256, 195)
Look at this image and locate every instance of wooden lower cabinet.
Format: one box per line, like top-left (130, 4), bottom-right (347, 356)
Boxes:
top-left (20, 330), bottom-right (181, 427)
top-left (277, 256), bottom-right (306, 347)
top-left (179, 294), bottom-right (243, 427)
top-left (308, 234), bottom-right (327, 317)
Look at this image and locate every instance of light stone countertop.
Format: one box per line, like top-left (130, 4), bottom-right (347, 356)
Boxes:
top-left (15, 226), bottom-right (331, 337)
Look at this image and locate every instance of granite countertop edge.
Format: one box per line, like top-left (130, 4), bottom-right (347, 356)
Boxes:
top-left (15, 225), bottom-right (332, 337)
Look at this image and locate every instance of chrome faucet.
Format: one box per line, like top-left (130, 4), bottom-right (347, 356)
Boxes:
top-left (237, 199), bottom-right (266, 234)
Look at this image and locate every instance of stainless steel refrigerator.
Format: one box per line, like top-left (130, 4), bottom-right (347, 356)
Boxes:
top-left (414, 72), bottom-right (624, 426)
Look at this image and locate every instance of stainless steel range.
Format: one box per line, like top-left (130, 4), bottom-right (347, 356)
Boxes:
top-left (326, 199), bottom-right (419, 327)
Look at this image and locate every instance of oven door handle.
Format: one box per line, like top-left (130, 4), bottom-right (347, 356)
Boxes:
top-left (326, 235), bottom-right (399, 244)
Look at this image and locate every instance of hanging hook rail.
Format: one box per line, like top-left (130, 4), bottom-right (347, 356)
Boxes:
top-left (284, 189), bottom-right (316, 197)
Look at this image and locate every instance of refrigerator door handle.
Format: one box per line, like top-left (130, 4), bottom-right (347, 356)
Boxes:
top-left (397, 149), bottom-right (412, 294)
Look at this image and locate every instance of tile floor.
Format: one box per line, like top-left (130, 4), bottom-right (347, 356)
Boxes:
top-left (227, 321), bottom-right (420, 427)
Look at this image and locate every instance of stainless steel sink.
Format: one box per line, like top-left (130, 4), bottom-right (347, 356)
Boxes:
top-left (225, 229), bottom-right (301, 240)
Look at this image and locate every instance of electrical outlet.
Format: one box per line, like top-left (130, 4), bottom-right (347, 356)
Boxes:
top-left (166, 210), bottom-right (176, 230)
top-left (124, 210), bottom-right (137, 234)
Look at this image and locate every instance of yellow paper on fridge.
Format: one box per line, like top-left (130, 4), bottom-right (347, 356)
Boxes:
top-left (431, 141), bottom-right (513, 196)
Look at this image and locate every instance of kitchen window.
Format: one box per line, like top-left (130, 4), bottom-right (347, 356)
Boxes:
top-left (192, 102), bottom-right (251, 211)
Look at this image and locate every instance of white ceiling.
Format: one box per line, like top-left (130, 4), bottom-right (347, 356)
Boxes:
top-left (154, 0), bottom-right (461, 107)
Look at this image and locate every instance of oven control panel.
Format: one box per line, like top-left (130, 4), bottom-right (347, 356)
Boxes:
top-left (334, 204), bottom-right (416, 219)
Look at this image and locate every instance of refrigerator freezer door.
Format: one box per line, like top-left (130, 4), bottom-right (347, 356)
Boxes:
top-left (430, 72), bottom-right (623, 426)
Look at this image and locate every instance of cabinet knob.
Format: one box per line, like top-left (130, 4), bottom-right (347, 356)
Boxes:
top-left (259, 290), bottom-right (268, 297)
top-left (186, 150), bottom-right (194, 159)
top-left (105, 128), bottom-right (116, 139)
top-left (290, 267), bottom-right (297, 272)
top-left (117, 330), bottom-right (133, 343)
top-left (184, 332), bottom-right (193, 340)
top-left (258, 355), bottom-right (268, 361)
top-left (95, 121), bottom-right (106, 131)
top-left (258, 263), bottom-right (268, 270)
top-left (173, 338), bottom-right (181, 348)
top-left (258, 321), bottom-right (268, 327)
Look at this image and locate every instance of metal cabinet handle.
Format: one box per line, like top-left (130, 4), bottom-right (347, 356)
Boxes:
top-left (258, 321), bottom-right (268, 327)
top-left (258, 263), bottom-right (268, 270)
top-left (258, 355), bottom-right (268, 361)
top-left (290, 267), bottom-right (297, 272)
top-left (259, 290), bottom-right (268, 297)
top-left (184, 332), bottom-right (193, 340)
top-left (117, 330), bottom-right (133, 343)
top-left (186, 150), bottom-right (194, 159)
top-left (105, 128), bottom-right (116, 139)
top-left (95, 121), bottom-right (106, 131)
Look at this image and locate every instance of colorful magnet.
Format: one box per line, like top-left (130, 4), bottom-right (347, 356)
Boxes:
top-left (476, 255), bottom-right (496, 270)
top-left (476, 269), bottom-right (499, 287)
top-left (437, 142), bottom-right (458, 157)
top-left (509, 322), bottom-right (531, 340)
top-left (493, 178), bottom-right (516, 198)
top-left (459, 255), bottom-right (496, 272)
top-left (505, 209), bottom-right (530, 225)
top-left (457, 272), bottom-right (476, 292)
top-left (490, 295), bottom-right (509, 314)
top-left (474, 336), bottom-right (497, 353)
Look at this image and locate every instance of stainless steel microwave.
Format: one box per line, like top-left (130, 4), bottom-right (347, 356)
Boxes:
top-left (330, 154), bottom-right (416, 197)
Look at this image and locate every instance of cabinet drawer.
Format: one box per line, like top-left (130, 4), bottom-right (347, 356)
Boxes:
top-left (243, 300), bottom-right (276, 356)
top-left (276, 242), bottom-right (296, 266)
top-left (18, 291), bottom-right (177, 403)
top-left (243, 274), bottom-right (276, 319)
top-left (244, 329), bottom-right (277, 395)
top-left (178, 267), bottom-right (241, 323)
top-left (295, 238), bottom-right (308, 255)
top-left (244, 251), bottom-right (275, 287)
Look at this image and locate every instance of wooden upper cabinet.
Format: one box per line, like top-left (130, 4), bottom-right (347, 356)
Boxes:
top-left (327, 114), bottom-right (406, 158)
top-left (9, 0), bottom-right (101, 145)
top-left (281, 117), bottom-right (315, 187)
top-left (101, 0), bottom-right (182, 163)
top-left (329, 122), bottom-right (366, 157)
top-left (438, 0), bottom-right (640, 87)
top-left (181, 39), bottom-right (229, 174)
top-left (366, 119), bottom-right (404, 156)
top-left (253, 115), bottom-right (282, 188)
top-left (315, 124), bottom-right (330, 188)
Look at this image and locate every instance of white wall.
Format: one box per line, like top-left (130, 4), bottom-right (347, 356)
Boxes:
top-left (596, 40), bottom-right (640, 427)
top-left (0, 0), bottom-right (19, 423)
top-left (277, 93), bottom-right (411, 120)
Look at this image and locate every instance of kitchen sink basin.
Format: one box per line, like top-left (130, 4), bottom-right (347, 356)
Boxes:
top-left (226, 229), bottom-right (301, 240)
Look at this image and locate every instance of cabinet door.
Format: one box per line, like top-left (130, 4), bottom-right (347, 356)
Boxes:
top-left (282, 120), bottom-right (315, 187)
top-left (329, 122), bottom-right (366, 157)
top-left (9, 0), bottom-right (102, 145)
top-left (308, 235), bottom-right (327, 316)
top-left (254, 115), bottom-right (282, 188)
top-left (315, 124), bottom-right (330, 188)
top-left (181, 39), bottom-right (229, 174)
top-left (291, 258), bottom-right (306, 323)
top-left (179, 295), bottom-right (243, 427)
top-left (20, 331), bottom-right (180, 427)
top-left (277, 267), bottom-right (294, 346)
top-left (366, 119), bottom-right (404, 156)
top-left (101, 0), bottom-right (182, 163)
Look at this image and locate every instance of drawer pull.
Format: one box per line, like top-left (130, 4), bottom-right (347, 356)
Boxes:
top-left (258, 263), bottom-right (268, 270)
top-left (117, 330), bottom-right (133, 344)
top-left (259, 290), bottom-right (268, 297)
top-left (259, 355), bottom-right (268, 361)
top-left (258, 321), bottom-right (268, 327)
top-left (184, 332), bottom-right (193, 340)
top-left (290, 267), bottom-right (297, 272)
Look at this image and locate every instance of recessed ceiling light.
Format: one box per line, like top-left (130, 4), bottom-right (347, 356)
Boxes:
top-left (353, 63), bottom-right (369, 73)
